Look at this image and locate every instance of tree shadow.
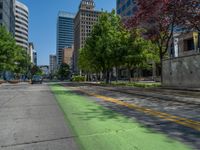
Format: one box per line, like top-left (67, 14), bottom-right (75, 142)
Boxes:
top-left (52, 84), bottom-right (200, 149)
top-left (101, 102), bottom-right (200, 149)
top-left (52, 87), bottom-right (132, 124)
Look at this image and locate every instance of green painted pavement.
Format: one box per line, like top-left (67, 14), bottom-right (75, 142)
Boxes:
top-left (51, 85), bottom-right (192, 150)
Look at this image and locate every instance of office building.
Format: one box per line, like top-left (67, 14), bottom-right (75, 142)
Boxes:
top-left (0, 0), bottom-right (15, 34)
top-left (62, 46), bottom-right (74, 67)
top-left (56, 11), bottom-right (75, 65)
top-left (49, 55), bottom-right (57, 74)
top-left (74, 0), bottom-right (101, 72)
top-left (28, 42), bottom-right (37, 65)
top-left (33, 50), bottom-right (37, 65)
top-left (116, 0), bottom-right (137, 18)
top-left (28, 42), bottom-right (34, 64)
top-left (15, 0), bottom-right (29, 50)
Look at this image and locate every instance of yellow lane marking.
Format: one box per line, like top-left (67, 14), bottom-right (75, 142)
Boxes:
top-left (78, 89), bottom-right (200, 132)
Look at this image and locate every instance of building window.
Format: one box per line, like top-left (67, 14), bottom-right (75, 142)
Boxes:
top-left (122, 4), bottom-right (126, 11)
top-left (117, 9), bottom-right (121, 14)
top-left (0, 13), bottom-right (2, 20)
top-left (127, 0), bottom-right (131, 7)
top-left (184, 38), bottom-right (194, 51)
top-left (0, 2), bottom-right (2, 9)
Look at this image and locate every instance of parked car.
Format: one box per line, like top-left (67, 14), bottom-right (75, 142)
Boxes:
top-left (31, 75), bottom-right (43, 84)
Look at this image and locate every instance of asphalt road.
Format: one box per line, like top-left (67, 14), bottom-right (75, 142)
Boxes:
top-left (0, 83), bottom-right (79, 150)
top-left (62, 82), bottom-right (200, 150)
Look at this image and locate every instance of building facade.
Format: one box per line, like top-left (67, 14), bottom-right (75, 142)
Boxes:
top-left (0, 0), bottom-right (15, 34)
top-left (15, 0), bottom-right (29, 51)
top-left (28, 42), bottom-right (37, 65)
top-left (49, 55), bottom-right (57, 74)
top-left (62, 46), bottom-right (74, 67)
top-left (33, 50), bottom-right (37, 65)
top-left (74, 0), bottom-right (101, 73)
top-left (116, 0), bottom-right (137, 18)
top-left (56, 11), bottom-right (75, 65)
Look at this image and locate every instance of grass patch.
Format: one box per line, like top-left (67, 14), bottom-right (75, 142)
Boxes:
top-left (51, 84), bottom-right (192, 150)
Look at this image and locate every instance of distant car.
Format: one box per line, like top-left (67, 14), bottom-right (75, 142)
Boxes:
top-left (31, 75), bottom-right (43, 84)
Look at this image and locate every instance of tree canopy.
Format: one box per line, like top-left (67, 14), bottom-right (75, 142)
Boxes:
top-left (126, 0), bottom-right (200, 81)
top-left (0, 26), bottom-right (31, 75)
top-left (79, 10), bottom-right (158, 83)
top-left (57, 63), bottom-right (70, 80)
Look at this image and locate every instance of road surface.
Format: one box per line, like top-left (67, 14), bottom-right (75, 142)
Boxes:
top-left (0, 83), bottom-right (79, 150)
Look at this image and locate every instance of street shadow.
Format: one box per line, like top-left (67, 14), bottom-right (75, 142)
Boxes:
top-left (52, 87), bottom-right (132, 124)
top-left (102, 102), bottom-right (200, 150)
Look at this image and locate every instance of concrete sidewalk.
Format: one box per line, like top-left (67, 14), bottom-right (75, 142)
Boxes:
top-left (0, 84), bottom-right (79, 150)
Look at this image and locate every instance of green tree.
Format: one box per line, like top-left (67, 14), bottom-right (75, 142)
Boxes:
top-left (79, 10), bottom-right (122, 83)
top-left (0, 26), bottom-right (16, 71)
top-left (124, 29), bottom-right (159, 81)
top-left (14, 46), bottom-right (31, 76)
top-left (57, 63), bottom-right (70, 80)
top-left (79, 11), bottom-right (159, 83)
top-left (0, 26), bottom-right (31, 77)
top-left (30, 65), bottom-right (43, 77)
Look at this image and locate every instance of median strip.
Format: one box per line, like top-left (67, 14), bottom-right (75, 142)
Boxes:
top-left (78, 89), bottom-right (200, 132)
top-left (51, 85), bottom-right (192, 150)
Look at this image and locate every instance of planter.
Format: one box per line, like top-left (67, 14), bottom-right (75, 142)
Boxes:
top-left (8, 80), bottom-right (20, 84)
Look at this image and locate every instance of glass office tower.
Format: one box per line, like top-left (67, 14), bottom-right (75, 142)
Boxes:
top-left (56, 11), bottom-right (75, 65)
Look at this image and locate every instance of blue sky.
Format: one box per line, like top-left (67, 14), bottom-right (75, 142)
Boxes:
top-left (18, 0), bottom-right (116, 65)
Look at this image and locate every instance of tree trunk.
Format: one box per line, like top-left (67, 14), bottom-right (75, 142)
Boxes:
top-left (128, 68), bottom-right (132, 83)
top-left (115, 67), bottom-right (118, 83)
top-left (106, 70), bottom-right (110, 84)
top-left (160, 52), bottom-right (163, 84)
top-left (198, 32), bottom-right (200, 52)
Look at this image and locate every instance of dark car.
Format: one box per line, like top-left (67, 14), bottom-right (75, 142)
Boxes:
top-left (31, 75), bottom-right (43, 84)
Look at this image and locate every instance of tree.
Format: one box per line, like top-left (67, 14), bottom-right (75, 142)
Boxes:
top-left (178, 0), bottom-right (200, 32)
top-left (14, 46), bottom-right (31, 77)
top-left (79, 10), bottom-right (123, 83)
top-left (30, 65), bottom-right (43, 77)
top-left (57, 63), bottom-right (70, 80)
top-left (177, 0), bottom-right (200, 49)
top-left (127, 0), bottom-right (184, 81)
top-left (0, 26), bottom-right (16, 71)
top-left (124, 29), bottom-right (158, 81)
top-left (0, 26), bottom-right (31, 77)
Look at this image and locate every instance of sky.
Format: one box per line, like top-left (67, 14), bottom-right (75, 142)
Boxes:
top-left (18, 0), bottom-right (116, 65)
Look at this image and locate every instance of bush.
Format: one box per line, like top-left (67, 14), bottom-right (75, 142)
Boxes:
top-left (72, 76), bottom-right (85, 82)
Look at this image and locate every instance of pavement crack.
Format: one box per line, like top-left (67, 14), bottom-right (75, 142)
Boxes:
top-left (0, 136), bottom-right (77, 148)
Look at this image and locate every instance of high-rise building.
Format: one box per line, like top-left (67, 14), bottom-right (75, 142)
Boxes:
top-left (74, 0), bottom-right (101, 72)
top-left (56, 11), bottom-right (75, 65)
top-left (0, 0), bottom-right (15, 34)
top-left (33, 50), bottom-right (37, 65)
top-left (15, 0), bottom-right (29, 50)
top-left (49, 55), bottom-right (57, 74)
top-left (28, 42), bottom-right (37, 65)
top-left (62, 46), bottom-right (74, 67)
top-left (116, 0), bottom-right (137, 18)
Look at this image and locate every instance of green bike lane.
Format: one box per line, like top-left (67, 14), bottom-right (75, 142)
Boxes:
top-left (50, 84), bottom-right (193, 150)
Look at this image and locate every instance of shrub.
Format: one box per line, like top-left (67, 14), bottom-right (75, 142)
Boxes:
top-left (72, 76), bottom-right (85, 82)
